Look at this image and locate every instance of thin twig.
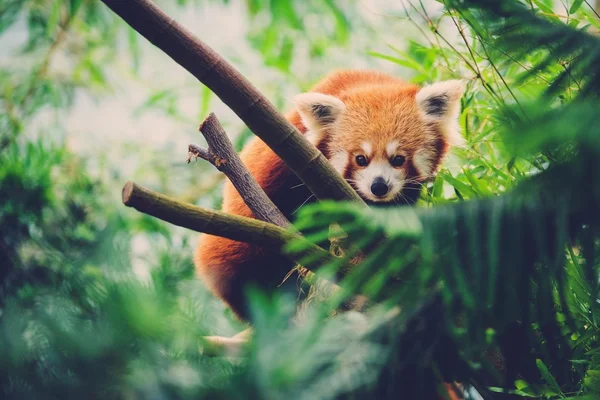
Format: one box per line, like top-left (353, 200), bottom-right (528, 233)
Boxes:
top-left (399, 0), bottom-right (455, 74)
top-left (187, 144), bottom-right (215, 165)
top-left (585, 0), bottom-right (600, 20)
top-left (467, 35), bottom-right (551, 84)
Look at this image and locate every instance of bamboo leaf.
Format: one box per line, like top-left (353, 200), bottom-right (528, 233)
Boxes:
top-left (536, 359), bottom-right (566, 398)
top-left (531, 0), bottom-right (555, 14)
top-left (570, 0), bottom-right (584, 14)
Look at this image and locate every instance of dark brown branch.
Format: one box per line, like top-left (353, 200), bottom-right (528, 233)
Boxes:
top-left (191, 113), bottom-right (290, 228)
top-left (101, 0), bottom-right (364, 206)
top-left (122, 181), bottom-right (333, 269)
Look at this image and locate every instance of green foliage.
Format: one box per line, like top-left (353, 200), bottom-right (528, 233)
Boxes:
top-left (245, 0), bottom-right (352, 73)
top-left (0, 140), bottom-right (103, 296)
top-left (288, 0), bottom-right (600, 397)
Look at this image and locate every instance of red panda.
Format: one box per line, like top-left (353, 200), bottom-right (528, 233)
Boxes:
top-left (195, 70), bottom-right (465, 320)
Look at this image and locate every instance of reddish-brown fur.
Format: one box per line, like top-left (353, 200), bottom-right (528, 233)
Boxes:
top-left (195, 70), bottom-right (457, 319)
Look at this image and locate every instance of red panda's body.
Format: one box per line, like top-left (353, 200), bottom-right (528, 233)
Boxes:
top-left (195, 70), bottom-right (465, 320)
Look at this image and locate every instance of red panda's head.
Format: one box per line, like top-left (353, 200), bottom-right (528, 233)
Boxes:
top-left (295, 80), bottom-right (465, 204)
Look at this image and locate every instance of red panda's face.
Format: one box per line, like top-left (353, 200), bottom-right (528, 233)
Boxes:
top-left (295, 80), bottom-right (465, 204)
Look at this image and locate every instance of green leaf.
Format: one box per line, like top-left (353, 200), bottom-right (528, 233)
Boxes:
top-left (438, 172), bottom-right (478, 198)
top-left (368, 51), bottom-right (424, 72)
top-left (515, 379), bottom-right (528, 390)
top-left (68, 0), bottom-right (84, 16)
top-left (269, 0), bottom-right (302, 30)
top-left (487, 386), bottom-right (539, 397)
top-left (536, 359), bottom-right (565, 398)
top-left (323, 0), bottom-right (350, 43)
top-left (531, 0), bottom-right (555, 14)
top-left (198, 85), bottom-right (212, 120)
top-left (0, 0), bottom-right (23, 35)
top-left (47, 0), bottom-right (62, 37)
top-left (432, 176), bottom-right (444, 199)
top-left (584, 370), bottom-right (600, 391)
top-left (570, 0), bottom-right (585, 14)
top-left (462, 168), bottom-right (494, 196)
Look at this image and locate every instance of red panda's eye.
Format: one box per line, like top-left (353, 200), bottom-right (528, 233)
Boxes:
top-left (391, 155), bottom-right (406, 167)
top-left (355, 155), bottom-right (368, 167)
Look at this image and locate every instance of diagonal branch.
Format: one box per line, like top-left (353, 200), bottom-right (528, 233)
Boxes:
top-left (122, 181), bottom-right (332, 269)
top-left (100, 0), bottom-right (364, 206)
top-left (189, 113), bottom-right (291, 228)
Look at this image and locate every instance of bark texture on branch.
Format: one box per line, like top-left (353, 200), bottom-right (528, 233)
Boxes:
top-left (101, 0), bottom-right (364, 206)
top-left (122, 181), bottom-right (333, 268)
top-left (190, 113), bottom-right (290, 228)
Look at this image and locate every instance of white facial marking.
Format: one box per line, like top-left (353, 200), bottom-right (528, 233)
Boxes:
top-left (329, 150), bottom-right (349, 175)
top-left (360, 141), bottom-right (372, 157)
top-left (354, 160), bottom-right (405, 203)
top-left (304, 128), bottom-right (324, 147)
top-left (386, 141), bottom-right (400, 158)
top-left (413, 149), bottom-right (436, 179)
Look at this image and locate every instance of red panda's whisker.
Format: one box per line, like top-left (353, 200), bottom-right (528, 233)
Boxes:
top-left (398, 193), bottom-right (411, 204)
top-left (403, 180), bottom-right (427, 189)
top-left (292, 194), bottom-right (315, 214)
top-left (403, 178), bottom-right (427, 185)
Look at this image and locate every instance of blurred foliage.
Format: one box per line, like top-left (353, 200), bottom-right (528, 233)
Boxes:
top-left (289, 0), bottom-right (600, 398)
top-left (3, 0), bottom-right (600, 399)
top-left (245, 0), bottom-right (353, 73)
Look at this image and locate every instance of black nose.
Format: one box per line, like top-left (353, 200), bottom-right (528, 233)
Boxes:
top-left (370, 177), bottom-right (389, 197)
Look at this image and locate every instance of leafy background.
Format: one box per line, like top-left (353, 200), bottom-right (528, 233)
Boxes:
top-left (1, 0), bottom-right (600, 398)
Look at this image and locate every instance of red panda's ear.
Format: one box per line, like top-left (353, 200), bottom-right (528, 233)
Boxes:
top-left (416, 80), bottom-right (466, 147)
top-left (294, 92), bottom-right (346, 132)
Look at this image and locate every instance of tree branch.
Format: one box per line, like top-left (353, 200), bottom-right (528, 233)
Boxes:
top-left (122, 181), bottom-right (333, 269)
top-left (101, 0), bottom-right (364, 206)
top-left (189, 113), bottom-right (291, 228)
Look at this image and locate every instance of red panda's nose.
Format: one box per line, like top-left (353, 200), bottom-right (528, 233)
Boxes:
top-left (370, 177), bottom-right (389, 197)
